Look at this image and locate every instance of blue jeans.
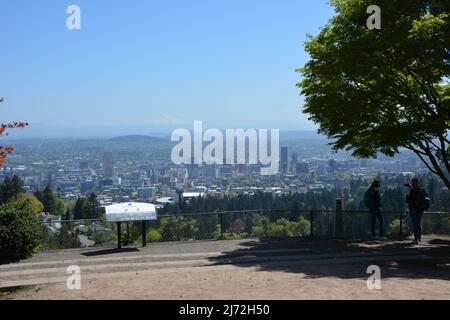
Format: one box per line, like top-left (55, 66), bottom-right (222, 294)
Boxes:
top-left (370, 208), bottom-right (384, 237)
top-left (410, 209), bottom-right (423, 242)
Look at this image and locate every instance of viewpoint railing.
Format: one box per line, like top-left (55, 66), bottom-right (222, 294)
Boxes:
top-left (38, 206), bottom-right (450, 251)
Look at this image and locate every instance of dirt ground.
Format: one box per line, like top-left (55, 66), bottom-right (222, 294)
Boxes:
top-left (8, 264), bottom-right (450, 300)
top-left (4, 237), bottom-right (450, 300)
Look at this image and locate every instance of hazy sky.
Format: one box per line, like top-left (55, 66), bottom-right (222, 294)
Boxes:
top-left (1, 0), bottom-right (335, 136)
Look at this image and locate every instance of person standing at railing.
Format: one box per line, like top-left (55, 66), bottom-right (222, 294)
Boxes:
top-left (406, 178), bottom-right (431, 245)
top-left (364, 180), bottom-right (385, 240)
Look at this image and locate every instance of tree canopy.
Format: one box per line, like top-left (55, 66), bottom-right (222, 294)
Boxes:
top-left (0, 175), bottom-right (24, 204)
top-left (72, 193), bottom-right (103, 220)
top-left (297, 0), bottom-right (450, 189)
top-left (34, 186), bottom-right (67, 216)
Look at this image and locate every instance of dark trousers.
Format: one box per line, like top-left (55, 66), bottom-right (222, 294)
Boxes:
top-left (410, 210), bottom-right (423, 242)
top-left (370, 209), bottom-right (384, 237)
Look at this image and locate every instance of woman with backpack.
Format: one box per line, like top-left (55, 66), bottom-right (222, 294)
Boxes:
top-left (406, 178), bottom-right (431, 245)
top-left (364, 180), bottom-right (385, 239)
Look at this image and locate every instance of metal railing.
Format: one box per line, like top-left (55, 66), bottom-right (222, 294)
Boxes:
top-left (38, 209), bottom-right (450, 251)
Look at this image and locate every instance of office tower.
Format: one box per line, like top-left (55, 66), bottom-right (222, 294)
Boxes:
top-left (280, 147), bottom-right (288, 174)
top-left (102, 152), bottom-right (114, 178)
top-left (291, 153), bottom-right (298, 174)
top-left (329, 159), bottom-right (336, 173)
top-left (137, 187), bottom-right (156, 202)
top-left (296, 161), bottom-right (310, 175)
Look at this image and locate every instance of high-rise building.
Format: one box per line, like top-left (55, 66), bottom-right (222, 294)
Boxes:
top-left (137, 187), bottom-right (156, 201)
top-left (329, 159), bottom-right (336, 173)
top-left (102, 152), bottom-right (114, 178)
top-left (203, 164), bottom-right (219, 179)
top-left (81, 180), bottom-right (95, 194)
top-left (296, 161), bottom-right (310, 175)
top-left (187, 164), bottom-right (199, 180)
top-left (280, 147), bottom-right (288, 174)
top-left (291, 153), bottom-right (298, 174)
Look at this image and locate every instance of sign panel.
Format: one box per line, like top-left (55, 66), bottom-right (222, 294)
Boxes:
top-left (105, 203), bottom-right (158, 222)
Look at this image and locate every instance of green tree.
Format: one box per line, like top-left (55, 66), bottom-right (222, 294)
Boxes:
top-left (86, 193), bottom-right (103, 219)
top-left (34, 186), bottom-right (67, 216)
top-left (0, 175), bottom-right (24, 204)
top-left (73, 198), bottom-right (86, 220)
top-left (71, 194), bottom-right (102, 220)
top-left (35, 186), bottom-right (56, 214)
top-left (15, 194), bottom-right (44, 214)
top-left (53, 198), bottom-right (67, 216)
top-left (42, 186), bottom-right (56, 213)
top-left (0, 199), bottom-right (41, 260)
top-left (297, 0), bottom-right (450, 189)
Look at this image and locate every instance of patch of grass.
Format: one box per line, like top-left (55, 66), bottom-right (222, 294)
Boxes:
top-left (0, 285), bottom-right (37, 300)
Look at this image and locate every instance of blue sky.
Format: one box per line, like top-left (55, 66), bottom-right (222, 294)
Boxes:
top-left (0, 0), bottom-right (335, 137)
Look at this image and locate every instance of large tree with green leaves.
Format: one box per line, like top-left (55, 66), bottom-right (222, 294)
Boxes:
top-left (0, 175), bottom-right (24, 204)
top-left (72, 193), bottom-right (103, 220)
top-left (297, 0), bottom-right (450, 189)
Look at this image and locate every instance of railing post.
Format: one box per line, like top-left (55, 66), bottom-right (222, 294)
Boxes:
top-left (399, 212), bottom-right (404, 237)
top-left (310, 210), bottom-right (314, 238)
top-left (219, 211), bottom-right (224, 240)
top-left (126, 222), bottom-right (130, 246)
top-left (335, 199), bottom-right (344, 239)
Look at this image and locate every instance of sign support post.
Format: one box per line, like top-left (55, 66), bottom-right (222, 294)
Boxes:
top-left (117, 222), bottom-right (122, 249)
top-left (142, 221), bottom-right (147, 247)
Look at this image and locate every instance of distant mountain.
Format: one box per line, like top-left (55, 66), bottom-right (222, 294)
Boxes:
top-left (4, 123), bottom-right (328, 143)
top-left (3, 123), bottom-right (174, 140)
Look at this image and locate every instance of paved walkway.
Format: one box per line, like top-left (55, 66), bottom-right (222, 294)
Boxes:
top-left (1, 236), bottom-right (450, 299)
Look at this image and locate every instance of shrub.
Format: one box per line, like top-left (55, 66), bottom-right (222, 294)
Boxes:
top-left (93, 231), bottom-right (107, 245)
top-left (266, 217), bottom-right (312, 238)
top-left (387, 219), bottom-right (411, 237)
top-left (147, 229), bottom-right (163, 243)
top-left (295, 217), bottom-right (311, 237)
top-left (251, 226), bottom-right (265, 237)
top-left (159, 217), bottom-right (201, 241)
top-left (267, 222), bottom-right (290, 238)
top-left (223, 233), bottom-right (248, 240)
top-left (0, 200), bottom-right (41, 261)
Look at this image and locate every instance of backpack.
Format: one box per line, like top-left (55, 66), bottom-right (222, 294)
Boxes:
top-left (418, 189), bottom-right (431, 211)
top-left (363, 190), bottom-right (373, 209)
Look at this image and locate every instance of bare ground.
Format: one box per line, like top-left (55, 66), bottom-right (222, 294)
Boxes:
top-left (4, 236), bottom-right (450, 300)
top-left (8, 265), bottom-right (450, 300)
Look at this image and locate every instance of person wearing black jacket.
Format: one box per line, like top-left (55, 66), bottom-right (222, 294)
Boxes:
top-left (406, 178), bottom-right (425, 245)
top-left (365, 180), bottom-right (384, 239)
